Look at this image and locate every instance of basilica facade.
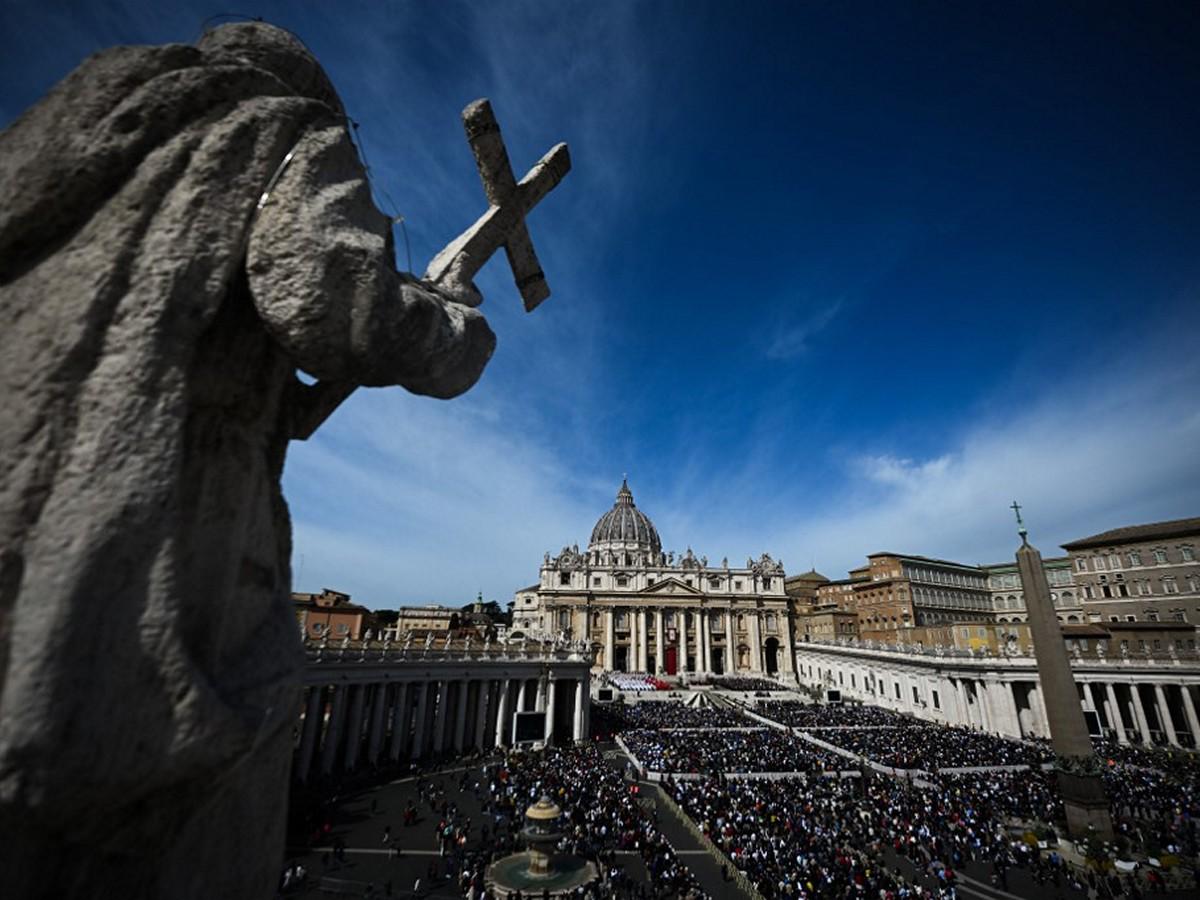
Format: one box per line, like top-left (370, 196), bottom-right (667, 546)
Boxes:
top-left (513, 480), bottom-right (795, 680)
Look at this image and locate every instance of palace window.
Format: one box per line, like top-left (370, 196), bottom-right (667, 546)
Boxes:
top-left (1128, 551), bottom-right (1142, 567)
top-left (1163, 577), bottom-right (1179, 594)
top-left (1154, 549), bottom-right (1168, 564)
top-left (1076, 558), bottom-right (1087, 572)
top-left (559, 572), bottom-right (571, 585)
top-left (1182, 545), bottom-right (1195, 562)
top-left (1107, 554), bottom-right (1121, 570)
top-left (616, 575), bottom-right (629, 587)
top-left (709, 577), bottom-right (722, 589)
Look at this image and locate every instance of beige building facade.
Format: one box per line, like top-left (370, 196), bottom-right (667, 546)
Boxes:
top-left (515, 481), bottom-right (795, 680)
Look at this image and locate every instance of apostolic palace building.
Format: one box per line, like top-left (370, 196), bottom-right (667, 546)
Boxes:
top-left (513, 480), bottom-right (795, 679)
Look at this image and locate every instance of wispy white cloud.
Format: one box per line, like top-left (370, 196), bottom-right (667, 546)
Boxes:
top-left (766, 299), bottom-right (843, 359)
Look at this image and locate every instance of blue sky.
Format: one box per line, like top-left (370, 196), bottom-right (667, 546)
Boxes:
top-left (4, 1), bottom-right (1198, 607)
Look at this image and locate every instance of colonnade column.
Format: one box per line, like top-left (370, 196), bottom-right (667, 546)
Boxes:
top-left (573, 678), bottom-right (585, 741)
top-left (1104, 682), bottom-right (1129, 744)
top-left (433, 681), bottom-right (453, 754)
top-left (535, 675), bottom-right (547, 717)
top-left (474, 680), bottom-right (492, 751)
top-left (1080, 681), bottom-right (1099, 718)
top-left (654, 608), bottom-right (665, 674)
top-left (367, 683), bottom-right (390, 764)
top-left (495, 679), bottom-right (511, 747)
top-left (1129, 684), bottom-right (1153, 744)
top-left (1152, 684), bottom-right (1179, 746)
top-left (1180, 684), bottom-right (1200, 748)
top-left (344, 684), bottom-right (368, 769)
top-left (544, 676), bottom-right (557, 744)
top-left (604, 608), bottom-right (615, 672)
top-left (320, 684), bottom-right (349, 774)
top-left (296, 685), bottom-right (325, 782)
top-left (628, 612), bottom-right (638, 672)
top-left (697, 609), bottom-right (708, 674)
top-left (516, 678), bottom-right (528, 713)
top-left (410, 682), bottom-right (430, 759)
top-left (953, 679), bottom-right (969, 728)
top-left (388, 682), bottom-right (411, 761)
top-left (453, 682), bottom-right (469, 751)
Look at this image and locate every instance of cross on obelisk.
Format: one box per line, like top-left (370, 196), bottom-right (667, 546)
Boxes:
top-left (425, 98), bottom-right (571, 311)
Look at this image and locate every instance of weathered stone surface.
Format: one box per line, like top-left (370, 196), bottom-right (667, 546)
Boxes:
top-left (0, 23), bottom-right (495, 898)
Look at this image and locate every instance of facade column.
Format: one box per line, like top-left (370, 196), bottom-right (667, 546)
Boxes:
top-left (654, 608), bottom-right (665, 674)
top-left (573, 678), bottom-right (585, 741)
top-left (410, 681), bottom-right (430, 759)
top-left (724, 610), bottom-right (735, 674)
top-left (604, 608), bottom-right (615, 672)
top-left (638, 610), bottom-right (650, 672)
top-left (495, 679), bottom-right (511, 747)
top-left (1104, 682), bottom-right (1129, 745)
top-left (994, 681), bottom-right (1020, 738)
top-left (454, 681), bottom-right (470, 751)
top-left (750, 613), bottom-right (763, 672)
top-left (1179, 684), bottom-right (1200, 748)
top-left (1128, 683), bottom-right (1153, 745)
top-left (1027, 683), bottom-right (1046, 738)
top-left (296, 685), bottom-right (325, 783)
top-left (535, 675), bottom-right (547, 715)
top-left (628, 612), bottom-right (638, 671)
top-left (367, 682), bottom-right (390, 765)
top-left (677, 609), bottom-right (688, 676)
top-left (516, 678), bottom-right (528, 713)
top-left (388, 682), bottom-right (411, 761)
top-left (320, 684), bottom-right (349, 774)
top-left (474, 680), bottom-right (492, 750)
top-left (1152, 684), bottom-right (1179, 746)
top-left (780, 612), bottom-right (796, 676)
top-left (696, 609), bottom-right (708, 674)
top-left (344, 684), bottom-right (368, 770)
top-left (544, 677), bottom-right (558, 744)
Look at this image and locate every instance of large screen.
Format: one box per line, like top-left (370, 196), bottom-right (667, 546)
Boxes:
top-left (513, 711), bottom-right (546, 743)
top-left (596, 688), bottom-right (614, 702)
top-left (826, 689), bottom-right (842, 704)
top-left (1083, 709), bottom-right (1102, 737)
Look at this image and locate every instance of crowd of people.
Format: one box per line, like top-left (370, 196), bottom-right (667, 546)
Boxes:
top-left (459, 744), bottom-right (710, 899)
top-left (622, 728), bottom-right (851, 775)
top-left (755, 701), bottom-right (923, 729)
top-left (705, 676), bottom-right (785, 692)
top-left (814, 724), bottom-right (1053, 771)
top-left (596, 701), bottom-right (751, 731)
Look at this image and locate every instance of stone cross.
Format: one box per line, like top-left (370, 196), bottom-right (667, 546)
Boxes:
top-left (425, 99), bottom-right (571, 311)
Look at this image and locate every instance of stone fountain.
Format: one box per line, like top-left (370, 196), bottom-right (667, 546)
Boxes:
top-left (486, 795), bottom-right (598, 897)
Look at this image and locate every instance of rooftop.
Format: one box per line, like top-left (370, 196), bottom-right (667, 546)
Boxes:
top-left (1060, 516), bottom-right (1200, 551)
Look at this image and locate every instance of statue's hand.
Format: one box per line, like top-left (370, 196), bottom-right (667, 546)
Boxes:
top-left (428, 276), bottom-right (483, 309)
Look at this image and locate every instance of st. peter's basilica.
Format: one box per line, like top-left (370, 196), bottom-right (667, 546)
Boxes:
top-left (513, 480), bottom-right (795, 680)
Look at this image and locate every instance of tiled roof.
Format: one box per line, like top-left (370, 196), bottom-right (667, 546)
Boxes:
top-left (1061, 517), bottom-right (1200, 551)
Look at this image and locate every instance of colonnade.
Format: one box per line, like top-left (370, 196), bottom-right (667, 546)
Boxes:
top-left (796, 642), bottom-right (1200, 748)
top-left (295, 642), bottom-right (592, 783)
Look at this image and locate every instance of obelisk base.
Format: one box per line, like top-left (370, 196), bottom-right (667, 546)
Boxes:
top-left (1057, 771), bottom-right (1114, 840)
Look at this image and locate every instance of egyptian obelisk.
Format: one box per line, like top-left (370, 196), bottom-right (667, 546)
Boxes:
top-left (1012, 503), bottom-right (1113, 839)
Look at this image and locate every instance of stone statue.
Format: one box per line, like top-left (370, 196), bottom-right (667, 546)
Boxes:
top-left (0, 22), bottom-right (569, 899)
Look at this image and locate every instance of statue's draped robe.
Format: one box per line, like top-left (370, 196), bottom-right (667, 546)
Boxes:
top-left (0, 24), bottom-right (493, 898)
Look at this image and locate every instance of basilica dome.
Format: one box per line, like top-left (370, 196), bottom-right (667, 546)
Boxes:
top-left (588, 479), bottom-right (662, 557)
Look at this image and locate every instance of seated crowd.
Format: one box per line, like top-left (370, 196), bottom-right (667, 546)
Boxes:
top-left (707, 676), bottom-right (784, 692)
top-left (622, 728), bottom-right (850, 775)
top-left (814, 724), bottom-right (1052, 771)
top-left (669, 769), bottom-right (1078, 899)
top-left (596, 701), bottom-right (752, 731)
top-left (756, 701), bottom-right (923, 729)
